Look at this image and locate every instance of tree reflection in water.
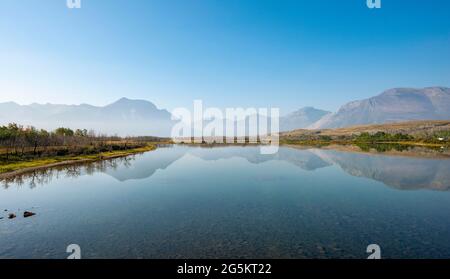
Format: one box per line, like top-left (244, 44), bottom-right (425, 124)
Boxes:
top-left (1, 155), bottom-right (136, 189)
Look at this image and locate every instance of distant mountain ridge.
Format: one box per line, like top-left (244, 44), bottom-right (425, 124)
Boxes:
top-left (308, 87), bottom-right (450, 129)
top-left (280, 107), bottom-right (331, 132)
top-left (0, 98), bottom-right (174, 136)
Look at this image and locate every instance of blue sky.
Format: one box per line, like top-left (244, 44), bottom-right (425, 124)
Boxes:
top-left (0, 0), bottom-right (449, 114)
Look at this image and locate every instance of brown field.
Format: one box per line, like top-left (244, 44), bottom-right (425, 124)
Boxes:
top-left (281, 120), bottom-right (450, 139)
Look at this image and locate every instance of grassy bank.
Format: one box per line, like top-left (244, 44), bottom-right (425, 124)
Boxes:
top-left (280, 138), bottom-right (448, 147)
top-left (280, 139), bottom-right (449, 155)
top-left (0, 144), bottom-right (156, 177)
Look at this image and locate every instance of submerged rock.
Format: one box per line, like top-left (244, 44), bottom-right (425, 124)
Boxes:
top-left (8, 213), bottom-right (16, 219)
top-left (23, 211), bottom-right (36, 218)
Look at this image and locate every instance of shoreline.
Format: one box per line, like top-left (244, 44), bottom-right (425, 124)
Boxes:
top-left (0, 145), bottom-right (156, 180)
top-left (283, 143), bottom-right (450, 159)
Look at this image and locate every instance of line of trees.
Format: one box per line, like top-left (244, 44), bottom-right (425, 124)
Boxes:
top-left (0, 123), bottom-right (137, 161)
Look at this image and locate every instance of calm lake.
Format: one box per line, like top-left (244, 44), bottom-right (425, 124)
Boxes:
top-left (1, 145), bottom-right (450, 259)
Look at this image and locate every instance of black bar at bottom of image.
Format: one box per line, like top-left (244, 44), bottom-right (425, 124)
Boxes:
top-left (1, 259), bottom-right (450, 277)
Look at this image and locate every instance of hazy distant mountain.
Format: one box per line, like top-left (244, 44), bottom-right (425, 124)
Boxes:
top-left (0, 98), bottom-right (174, 136)
top-left (280, 107), bottom-right (331, 132)
top-left (309, 87), bottom-right (450, 129)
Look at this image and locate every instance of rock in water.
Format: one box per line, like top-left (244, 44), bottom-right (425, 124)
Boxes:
top-left (8, 213), bottom-right (16, 219)
top-left (23, 211), bottom-right (36, 218)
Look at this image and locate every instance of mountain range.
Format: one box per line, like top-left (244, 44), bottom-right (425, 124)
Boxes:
top-left (0, 98), bottom-right (174, 136)
top-left (0, 87), bottom-right (449, 136)
top-left (308, 87), bottom-right (450, 129)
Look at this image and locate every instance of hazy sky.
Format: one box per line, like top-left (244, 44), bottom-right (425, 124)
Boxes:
top-left (1, 0), bottom-right (449, 114)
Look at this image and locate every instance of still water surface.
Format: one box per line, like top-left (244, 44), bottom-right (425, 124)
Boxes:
top-left (1, 145), bottom-right (450, 258)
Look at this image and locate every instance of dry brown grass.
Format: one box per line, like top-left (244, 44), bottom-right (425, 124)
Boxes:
top-left (281, 120), bottom-right (450, 139)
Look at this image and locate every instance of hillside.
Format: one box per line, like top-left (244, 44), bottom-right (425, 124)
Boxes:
top-left (282, 120), bottom-right (450, 141)
top-left (308, 87), bottom-right (450, 129)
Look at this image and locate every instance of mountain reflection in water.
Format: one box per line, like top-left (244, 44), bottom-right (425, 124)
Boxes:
top-left (2, 145), bottom-right (449, 191)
